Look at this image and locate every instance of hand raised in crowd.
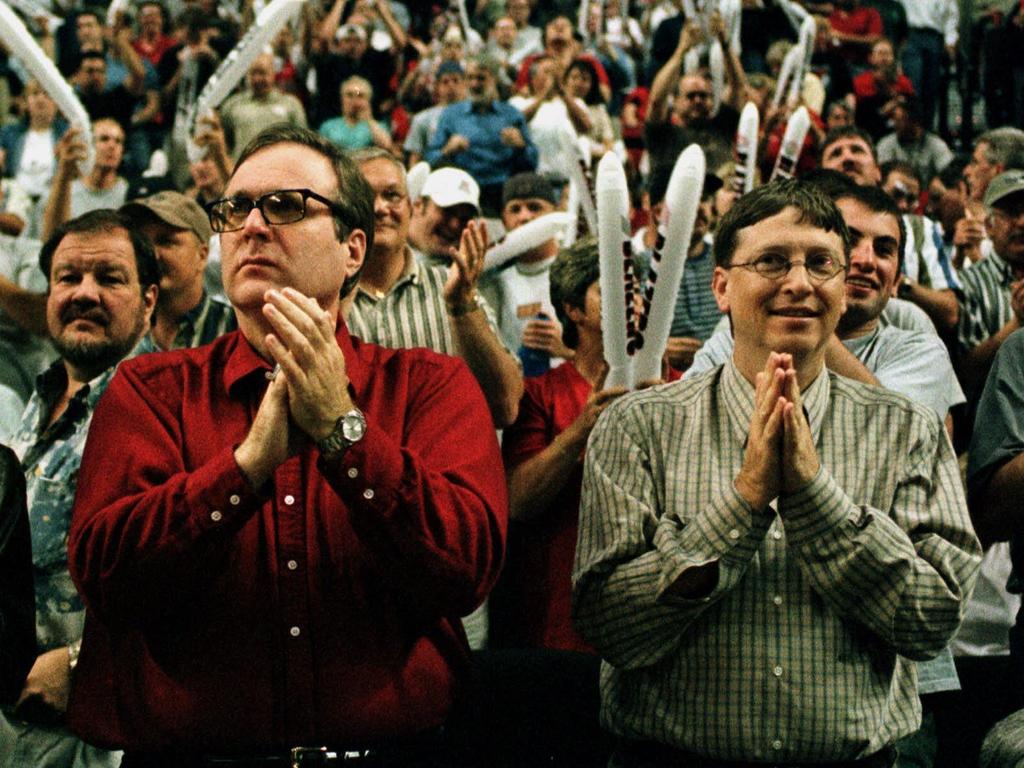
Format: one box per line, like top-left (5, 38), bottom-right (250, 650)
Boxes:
top-left (12, 647), bottom-right (72, 725)
top-left (500, 127), bottom-right (526, 148)
top-left (676, 20), bottom-right (703, 54)
top-left (54, 127), bottom-right (88, 178)
top-left (195, 113), bottom-right (228, 154)
top-left (709, 10), bottom-right (728, 43)
top-left (953, 204), bottom-right (986, 266)
top-left (445, 218), bottom-right (487, 311)
top-left (522, 316), bottom-right (573, 359)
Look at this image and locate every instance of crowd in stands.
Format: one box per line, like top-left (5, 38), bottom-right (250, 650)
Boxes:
top-left (1, 0), bottom-right (1024, 766)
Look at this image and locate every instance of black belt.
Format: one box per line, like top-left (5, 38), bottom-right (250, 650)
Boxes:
top-left (908, 27), bottom-right (943, 38)
top-left (614, 739), bottom-right (896, 768)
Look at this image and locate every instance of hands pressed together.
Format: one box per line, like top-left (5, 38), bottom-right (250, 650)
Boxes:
top-left (235, 288), bottom-right (355, 487)
top-left (734, 352), bottom-right (820, 512)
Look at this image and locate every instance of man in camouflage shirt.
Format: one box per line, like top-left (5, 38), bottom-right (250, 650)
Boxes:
top-left (0, 210), bottom-right (157, 768)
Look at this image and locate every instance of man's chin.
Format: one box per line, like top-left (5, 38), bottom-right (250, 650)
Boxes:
top-left (53, 336), bottom-right (136, 375)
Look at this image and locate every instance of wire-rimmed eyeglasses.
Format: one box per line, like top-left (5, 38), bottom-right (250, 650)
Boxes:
top-left (727, 252), bottom-right (847, 283)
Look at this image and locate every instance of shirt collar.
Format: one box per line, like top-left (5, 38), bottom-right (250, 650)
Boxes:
top-left (33, 335), bottom-right (155, 428)
top-left (721, 357), bottom-right (830, 448)
top-left (223, 318), bottom-right (368, 399)
top-left (178, 291), bottom-right (212, 332)
top-left (357, 247), bottom-right (422, 301)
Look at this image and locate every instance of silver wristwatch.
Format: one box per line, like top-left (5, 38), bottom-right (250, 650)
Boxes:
top-left (316, 408), bottom-right (366, 457)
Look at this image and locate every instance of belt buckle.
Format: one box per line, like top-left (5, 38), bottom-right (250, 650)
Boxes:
top-left (289, 747), bottom-right (338, 767)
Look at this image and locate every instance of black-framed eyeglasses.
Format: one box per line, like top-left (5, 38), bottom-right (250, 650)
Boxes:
top-left (728, 252), bottom-right (847, 283)
top-left (205, 188), bottom-right (345, 233)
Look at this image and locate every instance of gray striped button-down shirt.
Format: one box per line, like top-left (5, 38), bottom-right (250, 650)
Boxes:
top-left (573, 360), bottom-right (981, 762)
top-left (346, 249), bottom-right (504, 356)
top-left (955, 250), bottom-right (1017, 361)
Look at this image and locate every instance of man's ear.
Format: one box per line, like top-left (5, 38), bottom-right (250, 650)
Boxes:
top-left (712, 266), bottom-right (730, 313)
top-left (564, 301), bottom-right (584, 324)
top-left (143, 284), bottom-right (158, 324)
top-left (891, 273), bottom-right (902, 297)
top-left (343, 227), bottom-right (367, 280)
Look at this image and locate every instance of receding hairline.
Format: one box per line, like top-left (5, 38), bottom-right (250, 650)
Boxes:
top-left (228, 140), bottom-right (340, 194)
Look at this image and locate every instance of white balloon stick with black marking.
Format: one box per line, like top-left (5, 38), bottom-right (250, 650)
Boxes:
top-left (683, 44), bottom-right (702, 75)
top-left (722, 0), bottom-right (742, 55)
top-left (186, 0), bottom-right (304, 162)
top-left (786, 15), bottom-right (816, 107)
top-left (558, 127), bottom-right (598, 239)
top-left (771, 105), bottom-right (811, 181)
top-left (0, 1), bottom-right (94, 175)
top-left (731, 101), bottom-right (759, 195)
top-left (771, 44), bottom-right (802, 109)
top-left (483, 212), bottom-right (573, 272)
top-left (596, 153), bottom-right (635, 391)
top-left (106, 0), bottom-right (130, 27)
top-left (709, 39), bottom-right (725, 117)
top-left (634, 144), bottom-right (706, 383)
top-left (779, 0), bottom-right (809, 34)
top-left (407, 161), bottom-right (430, 202)
top-left (4, 0), bottom-right (60, 34)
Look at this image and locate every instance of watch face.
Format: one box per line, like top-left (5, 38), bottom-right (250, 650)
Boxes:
top-left (342, 410), bottom-right (366, 443)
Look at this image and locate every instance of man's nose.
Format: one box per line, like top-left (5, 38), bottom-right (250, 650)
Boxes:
top-left (850, 242), bottom-right (876, 271)
top-left (241, 205), bottom-right (270, 233)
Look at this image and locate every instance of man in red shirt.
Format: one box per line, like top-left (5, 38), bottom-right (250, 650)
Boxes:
top-left (829, 0), bottom-right (884, 66)
top-left (852, 37), bottom-right (915, 140)
top-left (66, 125), bottom-right (507, 765)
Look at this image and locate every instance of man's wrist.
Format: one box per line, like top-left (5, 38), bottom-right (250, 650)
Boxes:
top-left (447, 294), bottom-right (482, 317)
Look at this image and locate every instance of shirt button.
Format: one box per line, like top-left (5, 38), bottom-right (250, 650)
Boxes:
top-left (773, 665), bottom-right (783, 677)
top-left (363, 488), bottom-right (375, 500)
top-left (772, 740), bottom-right (783, 750)
top-left (289, 626), bottom-right (301, 637)
top-left (347, 467), bottom-right (358, 479)
top-left (210, 510), bottom-right (223, 522)
top-left (773, 595), bottom-right (783, 606)
top-left (229, 494), bottom-right (241, 506)
top-left (287, 560), bottom-right (298, 571)
top-left (728, 529), bottom-right (740, 540)
top-left (283, 494), bottom-right (295, 506)
top-left (772, 529), bottom-right (783, 540)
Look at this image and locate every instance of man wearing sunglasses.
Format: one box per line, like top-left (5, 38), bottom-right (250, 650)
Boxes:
top-left (574, 180), bottom-right (980, 767)
top-left (65, 125), bottom-right (507, 765)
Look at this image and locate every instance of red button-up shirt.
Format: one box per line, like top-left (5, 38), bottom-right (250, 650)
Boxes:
top-left (67, 323), bottom-right (507, 750)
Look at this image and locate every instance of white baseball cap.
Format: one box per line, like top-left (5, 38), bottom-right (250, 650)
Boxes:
top-left (420, 167), bottom-right (480, 212)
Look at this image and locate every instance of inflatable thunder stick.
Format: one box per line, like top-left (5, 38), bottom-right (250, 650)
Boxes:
top-left (633, 144), bottom-right (706, 384)
top-left (596, 153), bottom-right (635, 391)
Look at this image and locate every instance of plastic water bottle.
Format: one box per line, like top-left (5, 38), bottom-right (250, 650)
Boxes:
top-left (518, 312), bottom-right (551, 378)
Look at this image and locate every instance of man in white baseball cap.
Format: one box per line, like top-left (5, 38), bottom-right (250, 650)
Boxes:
top-left (409, 167), bottom-right (481, 265)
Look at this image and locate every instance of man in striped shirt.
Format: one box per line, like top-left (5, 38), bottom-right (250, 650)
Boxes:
top-left (954, 169), bottom-right (1024, 406)
top-left (346, 150), bottom-right (523, 429)
top-left (574, 180), bottom-right (981, 766)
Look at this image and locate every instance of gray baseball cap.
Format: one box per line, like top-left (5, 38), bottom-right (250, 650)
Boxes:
top-left (983, 169), bottom-right (1024, 209)
top-left (122, 191), bottom-right (213, 242)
